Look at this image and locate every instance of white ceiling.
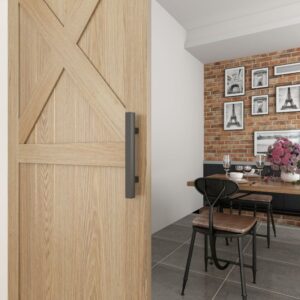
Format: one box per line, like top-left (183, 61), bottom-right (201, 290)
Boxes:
top-left (157, 0), bottom-right (298, 29)
top-left (156, 0), bottom-right (300, 63)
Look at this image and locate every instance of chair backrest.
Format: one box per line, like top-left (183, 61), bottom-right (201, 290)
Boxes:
top-left (194, 177), bottom-right (239, 235)
top-left (194, 177), bottom-right (238, 208)
top-left (194, 177), bottom-right (239, 271)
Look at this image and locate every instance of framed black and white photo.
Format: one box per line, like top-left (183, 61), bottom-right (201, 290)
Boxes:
top-left (252, 68), bottom-right (268, 89)
top-left (276, 84), bottom-right (300, 113)
top-left (225, 66), bottom-right (245, 97)
top-left (274, 62), bottom-right (300, 76)
top-left (224, 101), bottom-right (244, 131)
top-left (254, 129), bottom-right (300, 155)
top-left (252, 95), bottom-right (268, 115)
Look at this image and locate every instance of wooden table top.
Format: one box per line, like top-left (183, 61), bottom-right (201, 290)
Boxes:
top-left (187, 174), bottom-right (300, 195)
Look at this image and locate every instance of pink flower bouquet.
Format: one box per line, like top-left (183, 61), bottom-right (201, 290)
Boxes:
top-left (267, 137), bottom-right (300, 174)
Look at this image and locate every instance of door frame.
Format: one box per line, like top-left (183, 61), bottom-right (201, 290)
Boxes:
top-left (8, 0), bottom-right (20, 299)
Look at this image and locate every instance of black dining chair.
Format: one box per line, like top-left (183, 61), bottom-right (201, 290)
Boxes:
top-left (181, 178), bottom-right (257, 300)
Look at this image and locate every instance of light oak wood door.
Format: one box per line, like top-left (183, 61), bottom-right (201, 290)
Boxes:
top-left (9, 0), bottom-right (150, 299)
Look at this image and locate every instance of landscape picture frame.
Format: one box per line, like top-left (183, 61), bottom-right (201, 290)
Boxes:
top-left (254, 129), bottom-right (300, 155)
top-left (274, 62), bottom-right (300, 76)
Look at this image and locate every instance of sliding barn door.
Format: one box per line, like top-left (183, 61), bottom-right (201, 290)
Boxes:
top-left (9, 0), bottom-right (150, 299)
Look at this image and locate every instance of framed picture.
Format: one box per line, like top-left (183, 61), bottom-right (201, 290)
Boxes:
top-left (276, 84), bottom-right (300, 113)
top-left (254, 129), bottom-right (300, 155)
top-left (224, 101), bottom-right (244, 131)
top-left (225, 66), bottom-right (245, 97)
top-left (252, 95), bottom-right (268, 115)
top-left (252, 68), bottom-right (268, 89)
top-left (274, 62), bottom-right (300, 76)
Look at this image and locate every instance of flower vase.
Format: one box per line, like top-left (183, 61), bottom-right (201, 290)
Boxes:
top-left (280, 171), bottom-right (300, 183)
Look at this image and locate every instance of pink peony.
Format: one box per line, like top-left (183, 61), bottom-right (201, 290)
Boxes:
top-left (272, 147), bottom-right (284, 157)
top-left (267, 137), bottom-right (300, 173)
top-left (281, 153), bottom-right (291, 166)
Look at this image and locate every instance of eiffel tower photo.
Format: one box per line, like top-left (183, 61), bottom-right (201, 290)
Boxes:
top-left (257, 101), bottom-right (263, 113)
top-left (281, 87), bottom-right (298, 110)
top-left (227, 103), bottom-right (241, 127)
top-left (252, 95), bottom-right (268, 115)
top-left (252, 68), bottom-right (268, 88)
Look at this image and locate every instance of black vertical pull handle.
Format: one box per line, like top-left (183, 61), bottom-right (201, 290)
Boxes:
top-left (125, 112), bottom-right (139, 198)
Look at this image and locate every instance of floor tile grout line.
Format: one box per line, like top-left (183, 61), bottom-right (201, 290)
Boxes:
top-left (244, 252), bottom-right (300, 268)
top-left (152, 237), bottom-right (192, 270)
top-left (211, 222), bottom-right (262, 300)
top-left (158, 261), bottom-right (227, 282)
top-left (211, 264), bottom-right (236, 299)
top-left (258, 238), bottom-right (300, 247)
top-left (227, 278), bottom-right (300, 300)
top-left (152, 235), bottom-right (191, 244)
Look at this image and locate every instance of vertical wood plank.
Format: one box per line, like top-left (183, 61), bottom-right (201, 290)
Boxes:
top-left (36, 78), bottom-right (55, 299)
top-left (19, 164), bottom-right (37, 300)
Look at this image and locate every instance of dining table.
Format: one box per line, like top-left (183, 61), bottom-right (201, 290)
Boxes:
top-left (187, 174), bottom-right (300, 196)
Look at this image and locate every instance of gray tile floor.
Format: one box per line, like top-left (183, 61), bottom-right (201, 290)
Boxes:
top-left (152, 214), bottom-right (300, 300)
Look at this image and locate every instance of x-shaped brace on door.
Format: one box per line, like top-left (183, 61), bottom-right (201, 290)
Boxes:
top-left (19, 0), bottom-right (125, 144)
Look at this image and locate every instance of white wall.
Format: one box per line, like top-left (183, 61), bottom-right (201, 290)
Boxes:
top-left (151, 0), bottom-right (204, 233)
top-left (0, 0), bottom-right (8, 299)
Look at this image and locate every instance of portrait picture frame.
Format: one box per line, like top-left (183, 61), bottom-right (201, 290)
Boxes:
top-left (225, 66), bottom-right (245, 97)
top-left (254, 129), bottom-right (300, 156)
top-left (251, 95), bottom-right (269, 116)
top-left (224, 101), bottom-right (244, 131)
top-left (252, 67), bottom-right (268, 89)
top-left (276, 84), bottom-right (300, 113)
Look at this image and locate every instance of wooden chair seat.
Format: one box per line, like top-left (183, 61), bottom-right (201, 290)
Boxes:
top-left (193, 207), bottom-right (257, 234)
top-left (230, 193), bottom-right (272, 203)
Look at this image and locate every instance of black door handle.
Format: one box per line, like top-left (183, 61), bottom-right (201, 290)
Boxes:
top-left (125, 112), bottom-right (139, 198)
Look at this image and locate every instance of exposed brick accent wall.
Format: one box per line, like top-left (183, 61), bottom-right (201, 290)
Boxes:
top-left (205, 47), bottom-right (300, 161)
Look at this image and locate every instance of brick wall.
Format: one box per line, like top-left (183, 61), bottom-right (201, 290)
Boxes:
top-left (205, 47), bottom-right (300, 161)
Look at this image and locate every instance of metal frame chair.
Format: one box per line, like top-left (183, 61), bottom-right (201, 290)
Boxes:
top-left (181, 178), bottom-right (257, 300)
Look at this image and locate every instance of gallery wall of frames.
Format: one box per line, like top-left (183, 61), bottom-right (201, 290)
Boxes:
top-left (204, 47), bottom-right (300, 161)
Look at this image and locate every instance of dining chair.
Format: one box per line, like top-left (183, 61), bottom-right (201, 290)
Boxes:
top-left (228, 193), bottom-right (276, 248)
top-left (181, 178), bottom-right (257, 300)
